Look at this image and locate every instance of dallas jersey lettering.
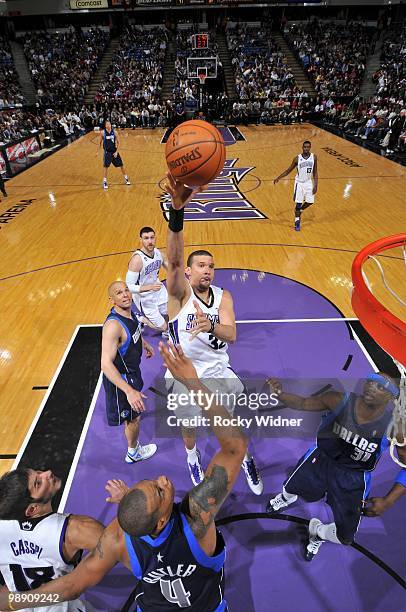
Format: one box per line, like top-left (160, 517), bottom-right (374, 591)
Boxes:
top-left (296, 153), bottom-right (314, 183)
top-left (125, 503), bottom-right (227, 611)
top-left (0, 513), bottom-right (85, 611)
top-left (317, 392), bottom-right (392, 471)
top-left (103, 128), bottom-right (117, 153)
top-left (168, 285), bottom-right (228, 378)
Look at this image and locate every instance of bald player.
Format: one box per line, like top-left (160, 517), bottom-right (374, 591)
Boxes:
top-left (101, 281), bottom-right (157, 464)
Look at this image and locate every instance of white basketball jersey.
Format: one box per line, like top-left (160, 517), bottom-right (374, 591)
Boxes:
top-left (296, 153), bottom-right (314, 183)
top-left (133, 248), bottom-right (164, 291)
top-left (0, 513), bottom-right (85, 611)
top-left (167, 284), bottom-right (229, 377)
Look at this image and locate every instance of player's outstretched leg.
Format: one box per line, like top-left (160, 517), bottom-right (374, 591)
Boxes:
top-left (182, 427), bottom-right (204, 486)
top-left (120, 165), bottom-right (130, 185)
top-left (242, 454), bottom-right (263, 495)
top-left (294, 204), bottom-right (301, 231)
top-left (305, 518), bottom-right (325, 561)
top-left (266, 486), bottom-right (298, 513)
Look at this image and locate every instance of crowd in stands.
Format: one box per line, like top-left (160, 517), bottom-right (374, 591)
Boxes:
top-left (227, 25), bottom-right (296, 100)
top-left (0, 37), bottom-right (25, 108)
top-left (22, 27), bottom-right (109, 110)
top-left (93, 25), bottom-right (166, 127)
top-left (286, 21), bottom-right (371, 98)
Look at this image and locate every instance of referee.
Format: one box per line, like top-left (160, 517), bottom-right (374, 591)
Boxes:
top-left (98, 120), bottom-right (130, 190)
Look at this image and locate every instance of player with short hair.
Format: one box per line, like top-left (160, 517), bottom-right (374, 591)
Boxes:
top-left (98, 120), bottom-right (130, 190)
top-left (126, 226), bottom-right (168, 335)
top-left (163, 173), bottom-right (263, 495)
top-left (101, 281), bottom-right (157, 465)
top-left (0, 343), bottom-right (248, 611)
top-left (266, 372), bottom-right (406, 561)
top-left (0, 467), bottom-right (103, 612)
top-left (274, 140), bottom-right (318, 231)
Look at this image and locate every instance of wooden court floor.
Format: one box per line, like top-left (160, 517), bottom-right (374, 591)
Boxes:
top-left (0, 124), bottom-right (405, 475)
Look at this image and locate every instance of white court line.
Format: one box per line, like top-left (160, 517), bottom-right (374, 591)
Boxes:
top-left (350, 326), bottom-right (379, 372)
top-left (235, 317), bottom-right (358, 324)
top-left (12, 325), bottom-right (81, 469)
top-left (58, 373), bottom-right (103, 512)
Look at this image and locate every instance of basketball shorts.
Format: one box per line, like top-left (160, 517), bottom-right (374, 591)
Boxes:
top-left (284, 447), bottom-right (371, 543)
top-left (293, 180), bottom-right (314, 204)
top-left (103, 371), bottom-right (143, 426)
top-left (166, 367), bottom-right (245, 421)
top-left (141, 285), bottom-right (168, 328)
top-left (104, 151), bottom-right (123, 168)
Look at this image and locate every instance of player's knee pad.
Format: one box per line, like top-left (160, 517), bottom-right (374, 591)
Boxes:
top-left (295, 204), bottom-right (302, 213)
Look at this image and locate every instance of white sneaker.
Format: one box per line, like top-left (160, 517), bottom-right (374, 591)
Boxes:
top-left (103, 181), bottom-right (108, 190)
top-left (266, 491), bottom-right (297, 514)
top-left (125, 443), bottom-right (157, 464)
top-left (187, 449), bottom-right (205, 486)
top-left (305, 518), bottom-right (324, 561)
top-left (242, 456), bottom-right (263, 495)
top-left (125, 177), bottom-right (131, 185)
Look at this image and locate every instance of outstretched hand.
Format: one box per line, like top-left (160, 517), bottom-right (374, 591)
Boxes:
top-left (189, 300), bottom-right (211, 340)
top-left (159, 341), bottom-right (197, 385)
top-left (105, 479), bottom-right (130, 503)
top-left (164, 172), bottom-right (204, 210)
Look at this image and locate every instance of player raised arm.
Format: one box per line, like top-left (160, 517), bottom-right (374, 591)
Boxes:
top-left (267, 378), bottom-right (343, 411)
top-left (158, 342), bottom-right (248, 555)
top-left (274, 156), bottom-right (298, 184)
top-left (164, 172), bottom-right (200, 314)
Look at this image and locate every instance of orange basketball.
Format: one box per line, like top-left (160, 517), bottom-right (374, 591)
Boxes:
top-left (165, 120), bottom-right (226, 186)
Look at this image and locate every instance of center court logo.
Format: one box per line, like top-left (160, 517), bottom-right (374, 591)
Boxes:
top-left (160, 159), bottom-right (267, 221)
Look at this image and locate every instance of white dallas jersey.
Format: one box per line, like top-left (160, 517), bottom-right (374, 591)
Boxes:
top-left (0, 513), bottom-right (86, 611)
top-left (133, 248), bottom-right (164, 292)
top-left (167, 284), bottom-right (229, 377)
top-left (296, 153), bottom-right (314, 183)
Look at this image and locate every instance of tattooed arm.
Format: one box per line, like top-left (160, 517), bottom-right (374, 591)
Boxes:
top-left (158, 343), bottom-right (248, 556)
top-left (0, 521), bottom-right (127, 610)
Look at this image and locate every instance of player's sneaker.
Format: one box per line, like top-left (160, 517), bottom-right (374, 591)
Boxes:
top-left (125, 443), bottom-right (157, 464)
top-left (295, 218), bottom-right (301, 231)
top-left (242, 456), bottom-right (263, 495)
top-left (188, 450), bottom-right (205, 486)
top-left (103, 180), bottom-right (108, 190)
top-left (305, 518), bottom-right (324, 561)
top-left (266, 491), bottom-right (297, 514)
top-left (125, 176), bottom-right (131, 185)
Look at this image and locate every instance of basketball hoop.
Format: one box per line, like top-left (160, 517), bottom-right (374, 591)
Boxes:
top-left (351, 233), bottom-right (406, 467)
top-left (198, 72), bottom-right (206, 87)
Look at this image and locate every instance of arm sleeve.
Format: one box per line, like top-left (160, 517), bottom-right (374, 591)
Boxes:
top-left (126, 270), bottom-right (140, 293)
top-left (395, 469), bottom-right (406, 487)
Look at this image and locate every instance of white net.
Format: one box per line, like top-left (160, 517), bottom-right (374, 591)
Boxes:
top-left (387, 359), bottom-right (406, 468)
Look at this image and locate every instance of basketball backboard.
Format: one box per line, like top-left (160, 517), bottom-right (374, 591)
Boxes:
top-left (187, 56), bottom-right (217, 79)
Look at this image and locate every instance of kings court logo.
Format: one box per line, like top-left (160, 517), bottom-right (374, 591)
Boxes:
top-left (160, 159), bottom-right (267, 221)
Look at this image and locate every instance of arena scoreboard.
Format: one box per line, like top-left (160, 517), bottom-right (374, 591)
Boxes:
top-left (192, 34), bottom-right (209, 50)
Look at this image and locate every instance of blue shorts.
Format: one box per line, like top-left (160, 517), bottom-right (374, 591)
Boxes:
top-left (284, 447), bottom-right (371, 543)
top-left (104, 151), bottom-right (123, 168)
top-left (103, 372), bottom-right (143, 426)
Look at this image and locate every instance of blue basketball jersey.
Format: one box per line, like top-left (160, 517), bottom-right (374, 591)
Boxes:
top-left (104, 308), bottom-right (142, 377)
top-left (317, 392), bottom-right (392, 471)
top-left (103, 128), bottom-right (117, 153)
top-left (125, 503), bottom-right (227, 611)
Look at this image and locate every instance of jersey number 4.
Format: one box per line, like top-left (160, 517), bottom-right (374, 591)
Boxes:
top-left (9, 564), bottom-right (54, 590)
top-left (160, 578), bottom-right (191, 607)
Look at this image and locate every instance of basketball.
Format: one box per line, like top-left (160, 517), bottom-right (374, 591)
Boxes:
top-left (165, 120), bottom-right (226, 186)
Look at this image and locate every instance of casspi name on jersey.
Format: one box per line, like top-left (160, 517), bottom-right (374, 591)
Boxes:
top-left (143, 563), bottom-right (197, 584)
top-left (333, 421), bottom-right (378, 454)
top-left (10, 539), bottom-right (43, 559)
top-left (185, 313), bottom-right (219, 331)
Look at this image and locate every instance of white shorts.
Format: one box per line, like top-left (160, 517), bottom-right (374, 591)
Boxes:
top-left (294, 180), bottom-right (314, 204)
top-left (141, 285), bottom-right (168, 328)
top-left (166, 367), bottom-right (245, 421)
